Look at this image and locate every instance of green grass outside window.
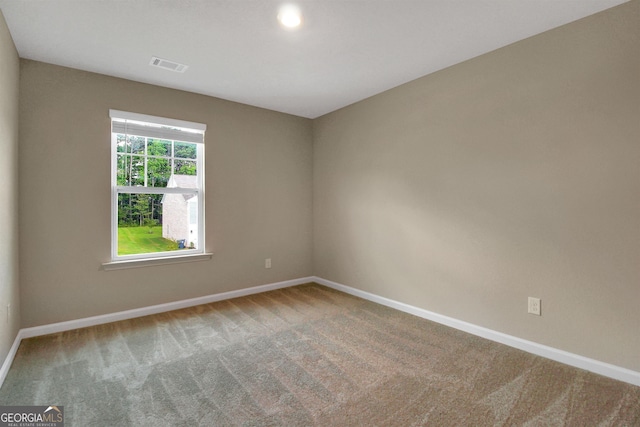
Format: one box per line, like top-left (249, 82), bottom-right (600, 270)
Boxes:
top-left (118, 226), bottom-right (178, 255)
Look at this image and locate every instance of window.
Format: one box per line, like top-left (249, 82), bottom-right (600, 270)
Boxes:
top-left (110, 110), bottom-right (206, 262)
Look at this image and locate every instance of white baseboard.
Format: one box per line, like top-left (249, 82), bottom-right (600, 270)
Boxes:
top-left (313, 276), bottom-right (640, 387)
top-left (0, 330), bottom-right (23, 389)
top-left (21, 276), bottom-right (314, 339)
top-left (0, 276), bottom-right (314, 389)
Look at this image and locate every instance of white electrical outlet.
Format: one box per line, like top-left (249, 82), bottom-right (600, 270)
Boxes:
top-left (528, 297), bottom-right (541, 316)
top-left (265, 258), bottom-right (272, 269)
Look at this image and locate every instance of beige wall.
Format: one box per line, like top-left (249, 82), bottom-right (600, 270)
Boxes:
top-left (8, 0), bottom-right (640, 375)
top-left (19, 60), bottom-right (313, 327)
top-left (0, 10), bottom-right (20, 364)
top-left (313, 1), bottom-right (640, 371)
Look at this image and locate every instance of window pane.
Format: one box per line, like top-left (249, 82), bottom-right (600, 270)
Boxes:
top-left (147, 158), bottom-right (171, 187)
top-left (148, 139), bottom-right (171, 157)
top-left (116, 155), bottom-right (144, 186)
top-left (116, 134), bottom-right (128, 153)
top-left (129, 136), bottom-right (145, 154)
top-left (116, 154), bottom-right (129, 186)
top-left (175, 159), bottom-right (197, 176)
top-left (126, 156), bottom-right (145, 186)
top-left (174, 142), bottom-right (197, 159)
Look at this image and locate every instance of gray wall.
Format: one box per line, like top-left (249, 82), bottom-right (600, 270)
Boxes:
top-left (0, 10), bottom-right (20, 364)
top-left (19, 60), bottom-right (313, 327)
top-left (313, 1), bottom-right (640, 371)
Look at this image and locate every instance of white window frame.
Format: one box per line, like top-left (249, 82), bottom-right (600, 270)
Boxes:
top-left (108, 110), bottom-right (207, 264)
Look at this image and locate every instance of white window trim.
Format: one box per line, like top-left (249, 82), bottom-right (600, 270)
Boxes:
top-left (102, 253), bottom-right (213, 271)
top-left (107, 110), bottom-right (209, 267)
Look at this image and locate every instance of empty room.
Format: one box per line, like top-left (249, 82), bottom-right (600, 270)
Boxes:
top-left (0, 0), bottom-right (638, 425)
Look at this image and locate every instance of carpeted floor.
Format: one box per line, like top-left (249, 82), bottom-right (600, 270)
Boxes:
top-left (1, 283), bottom-right (638, 426)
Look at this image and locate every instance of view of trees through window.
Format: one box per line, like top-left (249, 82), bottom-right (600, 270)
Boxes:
top-left (116, 134), bottom-right (199, 256)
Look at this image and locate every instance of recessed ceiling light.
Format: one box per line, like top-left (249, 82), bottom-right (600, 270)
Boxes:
top-left (278, 4), bottom-right (302, 29)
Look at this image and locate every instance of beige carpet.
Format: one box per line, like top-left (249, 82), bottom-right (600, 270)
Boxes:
top-left (1, 283), bottom-right (638, 426)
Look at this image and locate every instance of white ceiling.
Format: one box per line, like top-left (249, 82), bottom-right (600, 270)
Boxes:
top-left (0, 0), bottom-right (628, 118)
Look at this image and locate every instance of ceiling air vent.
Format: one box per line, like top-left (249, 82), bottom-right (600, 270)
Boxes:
top-left (149, 56), bottom-right (189, 73)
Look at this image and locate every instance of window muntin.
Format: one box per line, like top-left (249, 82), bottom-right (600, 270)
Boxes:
top-left (110, 110), bottom-right (205, 261)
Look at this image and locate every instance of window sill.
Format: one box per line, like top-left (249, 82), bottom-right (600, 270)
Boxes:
top-left (101, 253), bottom-right (213, 271)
